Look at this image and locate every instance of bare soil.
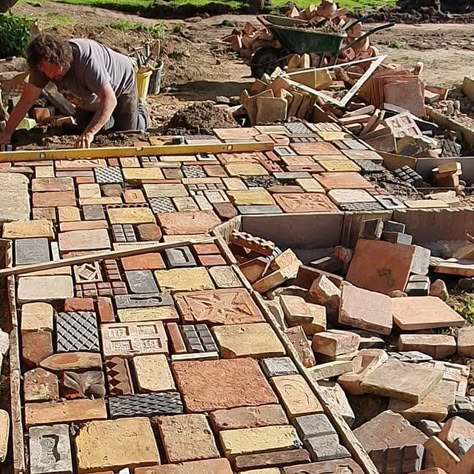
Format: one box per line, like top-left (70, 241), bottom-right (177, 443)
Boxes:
top-left (11, 1), bottom-right (474, 128)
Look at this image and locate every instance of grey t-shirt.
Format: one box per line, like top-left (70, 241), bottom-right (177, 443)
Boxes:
top-left (30, 39), bottom-right (136, 112)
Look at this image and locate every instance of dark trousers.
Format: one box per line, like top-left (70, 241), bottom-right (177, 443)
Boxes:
top-left (76, 91), bottom-right (149, 132)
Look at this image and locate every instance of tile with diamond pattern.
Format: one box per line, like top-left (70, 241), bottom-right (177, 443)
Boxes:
top-left (95, 167), bottom-right (124, 184)
top-left (338, 202), bottom-right (385, 212)
top-left (182, 166), bottom-right (206, 178)
top-left (285, 122), bottom-right (312, 134)
top-left (56, 311), bottom-right (100, 352)
top-left (149, 197), bottom-right (176, 214)
top-left (108, 392), bottom-right (183, 418)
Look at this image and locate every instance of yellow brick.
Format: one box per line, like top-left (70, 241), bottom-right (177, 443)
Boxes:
top-left (108, 208), bottom-right (156, 224)
top-left (227, 190), bottom-right (275, 206)
top-left (219, 426), bottom-right (299, 458)
top-left (155, 268), bottom-right (214, 292)
top-left (123, 168), bottom-right (164, 181)
top-left (117, 307), bottom-right (179, 322)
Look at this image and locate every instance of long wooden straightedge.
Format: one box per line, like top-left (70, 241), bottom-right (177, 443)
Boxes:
top-left (0, 237), bottom-right (215, 278)
top-left (0, 141), bottom-right (274, 162)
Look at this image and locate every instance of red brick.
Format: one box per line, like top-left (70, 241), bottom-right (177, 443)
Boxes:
top-left (64, 298), bottom-right (94, 312)
top-left (33, 191), bottom-right (76, 208)
top-left (193, 243), bottom-right (220, 255)
top-left (76, 176), bottom-right (96, 184)
top-left (22, 331), bottom-right (53, 368)
top-left (97, 297), bottom-right (115, 323)
top-left (197, 254), bottom-right (226, 267)
top-left (213, 203), bottom-right (238, 221)
top-left (137, 224), bottom-right (162, 242)
top-left (285, 326), bottom-right (316, 368)
top-left (30, 107), bottom-right (51, 123)
top-left (121, 253), bottom-right (166, 271)
top-left (166, 322), bottom-right (187, 354)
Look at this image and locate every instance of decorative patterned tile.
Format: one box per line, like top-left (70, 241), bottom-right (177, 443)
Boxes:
top-left (105, 357), bottom-right (135, 395)
top-left (182, 166), bottom-right (206, 178)
top-left (94, 167), bottom-right (124, 184)
top-left (149, 197), bottom-right (176, 214)
top-left (181, 324), bottom-right (218, 353)
top-left (108, 392), bottom-right (183, 418)
top-left (74, 262), bottom-right (103, 284)
top-left (56, 311), bottom-right (100, 352)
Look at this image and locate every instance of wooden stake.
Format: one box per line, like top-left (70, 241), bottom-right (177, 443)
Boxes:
top-left (0, 237), bottom-right (215, 278)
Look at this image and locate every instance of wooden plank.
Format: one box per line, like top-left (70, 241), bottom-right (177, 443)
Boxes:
top-left (0, 238), bottom-right (215, 278)
top-left (432, 257), bottom-right (474, 277)
top-left (0, 141), bottom-right (274, 163)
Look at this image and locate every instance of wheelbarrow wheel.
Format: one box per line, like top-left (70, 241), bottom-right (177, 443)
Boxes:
top-left (250, 47), bottom-right (286, 79)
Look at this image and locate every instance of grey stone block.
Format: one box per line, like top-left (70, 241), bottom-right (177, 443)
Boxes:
top-left (285, 122), bottom-right (313, 134)
top-left (384, 220), bottom-right (406, 233)
top-left (411, 245), bottom-right (431, 276)
top-left (125, 270), bottom-right (159, 294)
top-left (237, 205), bottom-right (283, 215)
top-left (294, 414), bottom-right (336, 440)
top-left (112, 224), bottom-right (136, 242)
top-left (108, 392), bottom-right (183, 418)
top-left (354, 160), bottom-right (385, 173)
top-left (181, 324), bottom-right (217, 353)
top-left (115, 293), bottom-right (173, 309)
top-left (274, 172), bottom-right (312, 181)
top-left (304, 434), bottom-right (350, 462)
top-left (260, 357), bottom-right (298, 378)
top-left (374, 195), bottom-right (406, 210)
top-left (15, 238), bottom-right (50, 265)
top-left (405, 275), bottom-right (430, 296)
top-left (453, 436), bottom-right (474, 456)
top-left (360, 219), bottom-right (383, 240)
top-left (339, 202), bottom-right (385, 212)
top-left (29, 424), bottom-right (73, 474)
top-left (164, 246), bottom-right (196, 268)
top-left (83, 205), bottom-right (105, 221)
top-left (418, 419), bottom-right (443, 437)
top-left (382, 231), bottom-right (413, 245)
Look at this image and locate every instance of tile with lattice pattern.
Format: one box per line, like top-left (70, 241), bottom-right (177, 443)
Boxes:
top-left (56, 311), bottom-right (100, 352)
top-left (94, 167), bottom-right (123, 184)
top-left (105, 357), bottom-right (134, 395)
top-left (285, 122), bottom-right (313, 135)
top-left (149, 197), bottom-right (176, 214)
top-left (182, 166), bottom-right (206, 178)
top-left (108, 392), bottom-right (183, 418)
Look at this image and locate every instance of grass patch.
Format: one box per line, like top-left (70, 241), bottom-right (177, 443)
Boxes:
top-left (388, 39), bottom-right (407, 49)
top-left (110, 18), bottom-right (168, 37)
top-left (23, 0), bottom-right (395, 16)
top-left (448, 292), bottom-right (474, 326)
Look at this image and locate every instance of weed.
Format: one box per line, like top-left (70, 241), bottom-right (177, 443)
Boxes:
top-left (388, 39), bottom-right (407, 49)
top-left (0, 13), bottom-right (32, 59)
top-left (110, 19), bottom-right (168, 38)
top-left (172, 23), bottom-right (182, 33)
top-left (448, 293), bottom-right (474, 326)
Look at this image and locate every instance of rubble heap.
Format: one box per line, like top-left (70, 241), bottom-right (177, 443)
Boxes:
top-left (229, 223), bottom-right (474, 474)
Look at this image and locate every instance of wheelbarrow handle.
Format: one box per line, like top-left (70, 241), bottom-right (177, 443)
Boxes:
top-left (343, 17), bottom-right (364, 32)
top-left (344, 22), bottom-right (395, 51)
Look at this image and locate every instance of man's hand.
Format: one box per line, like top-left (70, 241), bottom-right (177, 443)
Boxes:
top-left (0, 131), bottom-right (12, 146)
top-left (76, 131), bottom-right (95, 149)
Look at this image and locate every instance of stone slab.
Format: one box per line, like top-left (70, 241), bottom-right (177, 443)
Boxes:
top-left (157, 211), bottom-right (220, 235)
top-left (125, 270), bottom-right (159, 294)
top-left (3, 220), bottom-right (54, 239)
top-left (212, 323), bottom-right (285, 359)
top-left (261, 357), bottom-right (298, 378)
top-left (172, 358), bottom-right (278, 412)
top-left (15, 238), bottom-right (50, 265)
top-left (392, 296), bottom-right (465, 330)
top-left (339, 283), bottom-right (392, 335)
top-left (0, 173), bottom-right (30, 222)
top-left (108, 208), bottom-right (155, 224)
top-left (155, 268), bottom-right (215, 292)
top-left (157, 414), bottom-right (220, 463)
top-left (59, 229), bottom-right (111, 252)
top-left (361, 360), bottom-right (444, 403)
top-left (18, 276), bottom-right (74, 302)
top-left (75, 418), bottom-right (160, 472)
top-left (29, 424), bottom-right (72, 474)
top-left (133, 354), bottom-right (175, 392)
top-left (209, 266), bottom-right (242, 288)
top-left (33, 191), bottom-right (76, 208)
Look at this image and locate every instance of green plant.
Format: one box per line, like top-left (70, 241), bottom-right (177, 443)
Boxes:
top-left (110, 18), bottom-right (167, 38)
top-left (448, 293), bottom-right (474, 326)
top-left (0, 13), bottom-right (32, 59)
top-left (388, 39), bottom-right (407, 49)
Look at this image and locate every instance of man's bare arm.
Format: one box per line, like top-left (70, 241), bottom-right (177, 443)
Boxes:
top-left (76, 83), bottom-right (117, 148)
top-left (0, 83), bottom-right (42, 144)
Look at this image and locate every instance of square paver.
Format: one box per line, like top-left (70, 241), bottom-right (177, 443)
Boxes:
top-left (172, 358), bottom-right (278, 412)
top-left (274, 194), bottom-right (338, 213)
top-left (315, 173), bottom-right (374, 190)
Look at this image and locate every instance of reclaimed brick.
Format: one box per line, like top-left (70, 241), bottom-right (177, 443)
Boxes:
top-left (105, 357), bottom-right (134, 395)
top-left (133, 354), bottom-right (175, 392)
top-left (234, 450), bottom-right (312, 471)
top-left (22, 331), bottom-right (53, 368)
top-left (24, 368), bottom-right (59, 402)
top-left (21, 302), bottom-right (53, 333)
top-left (210, 405), bottom-right (289, 431)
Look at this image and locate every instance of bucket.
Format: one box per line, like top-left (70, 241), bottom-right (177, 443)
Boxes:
top-left (148, 60), bottom-right (164, 96)
top-left (136, 67), bottom-right (153, 101)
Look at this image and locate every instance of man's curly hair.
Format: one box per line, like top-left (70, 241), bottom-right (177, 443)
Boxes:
top-left (26, 33), bottom-right (73, 70)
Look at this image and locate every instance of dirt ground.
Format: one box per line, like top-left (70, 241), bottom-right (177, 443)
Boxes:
top-left (11, 1), bottom-right (474, 127)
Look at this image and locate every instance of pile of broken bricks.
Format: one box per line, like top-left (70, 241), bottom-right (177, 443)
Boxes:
top-left (228, 221), bottom-right (474, 474)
